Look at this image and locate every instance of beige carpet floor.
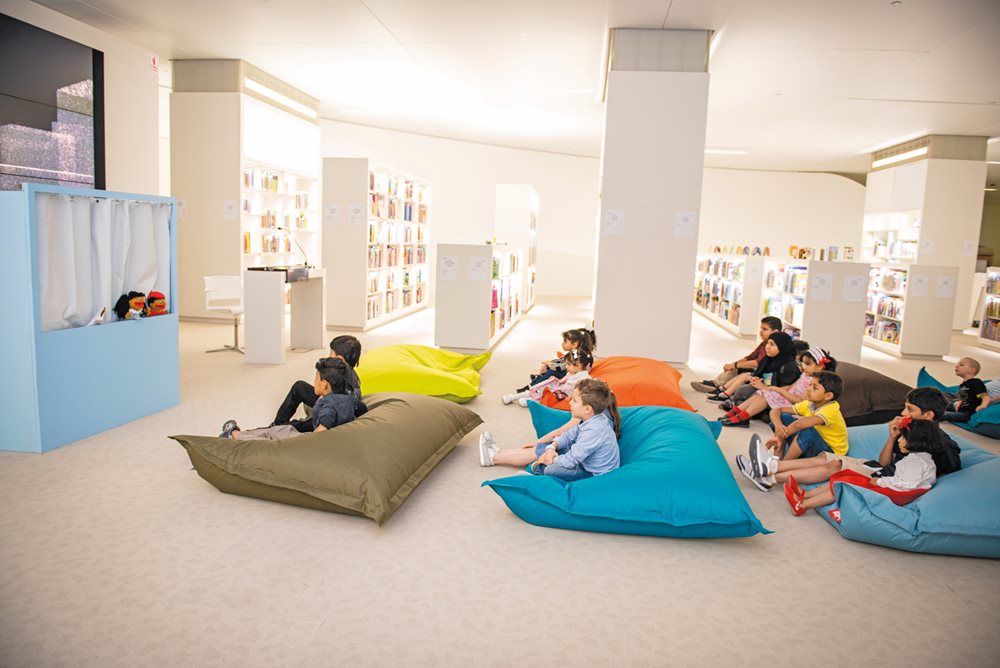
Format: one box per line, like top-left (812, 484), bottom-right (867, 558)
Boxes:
top-left (2, 297), bottom-right (999, 667)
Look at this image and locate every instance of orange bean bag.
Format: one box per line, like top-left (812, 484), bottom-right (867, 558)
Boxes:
top-left (538, 356), bottom-right (694, 412)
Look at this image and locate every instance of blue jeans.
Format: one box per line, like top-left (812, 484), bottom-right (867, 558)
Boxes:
top-left (531, 442), bottom-right (593, 481)
top-left (777, 413), bottom-right (833, 458)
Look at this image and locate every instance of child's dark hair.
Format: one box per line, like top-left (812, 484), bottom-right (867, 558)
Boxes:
top-left (801, 346), bottom-right (837, 372)
top-left (575, 378), bottom-right (621, 437)
top-left (565, 348), bottom-right (594, 369)
top-left (761, 316), bottom-right (782, 332)
top-left (792, 339), bottom-right (810, 355)
top-left (315, 357), bottom-right (349, 394)
top-left (329, 335), bottom-right (362, 368)
top-left (813, 371), bottom-right (843, 400)
top-left (563, 328), bottom-right (597, 354)
top-left (897, 419), bottom-right (946, 455)
top-left (904, 387), bottom-right (949, 422)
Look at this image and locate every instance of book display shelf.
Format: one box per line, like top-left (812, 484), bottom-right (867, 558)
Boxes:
top-left (693, 254), bottom-right (765, 338)
top-left (864, 263), bottom-right (959, 358)
top-left (323, 158), bottom-right (430, 330)
top-left (240, 164), bottom-right (320, 272)
top-left (434, 243), bottom-right (524, 352)
top-left (494, 184), bottom-right (539, 312)
top-left (761, 259), bottom-right (871, 364)
top-left (978, 267), bottom-right (1000, 351)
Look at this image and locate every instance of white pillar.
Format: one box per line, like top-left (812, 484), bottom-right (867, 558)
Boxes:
top-left (593, 30), bottom-right (710, 364)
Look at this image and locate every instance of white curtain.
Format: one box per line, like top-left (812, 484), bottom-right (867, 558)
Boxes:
top-left (36, 193), bottom-right (172, 332)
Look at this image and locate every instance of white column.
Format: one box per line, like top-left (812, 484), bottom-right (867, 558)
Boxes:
top-left (593, 67), bottom-right (709, 364)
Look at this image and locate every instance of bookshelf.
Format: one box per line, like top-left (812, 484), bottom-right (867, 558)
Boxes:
top-left (170, 60), bottom-right (321, 320)
top-left (494, 184), bottom-right (539, 312)
top-left (760, 259), bottom-right (871, 364)
top-left (322, 158), bottom-right (431, 330)
top-left (241, 164), bottom-right (320, 271)
top-left (434, 243), bottom-right (524, 352)
top-left (863, 263), bottom-right (958, 358)
top-left (693, 254), bottom-right (765, 338)
top-left (978, 267), bottom-right (1000, 351)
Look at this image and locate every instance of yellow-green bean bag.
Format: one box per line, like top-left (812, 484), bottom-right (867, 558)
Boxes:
top-left (356, 344), bottom-right (491, 403)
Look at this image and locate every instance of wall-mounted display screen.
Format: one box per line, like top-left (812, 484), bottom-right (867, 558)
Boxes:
top-left (0, 13), bottom-right (105, 190)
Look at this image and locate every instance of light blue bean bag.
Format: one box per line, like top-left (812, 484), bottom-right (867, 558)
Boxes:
top-left (815, 423), bottom-right (1000, 558)
top-left (916, 367), bottom-right (1000, 439)
top-left (481, 402), bottom-right (770, 539)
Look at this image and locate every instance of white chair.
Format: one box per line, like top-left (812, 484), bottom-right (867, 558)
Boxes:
top-left (204, 275), bottom-right (244, 354)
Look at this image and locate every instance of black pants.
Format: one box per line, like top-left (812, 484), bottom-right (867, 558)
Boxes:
top-left (273, 380), bottom-right (317, 426)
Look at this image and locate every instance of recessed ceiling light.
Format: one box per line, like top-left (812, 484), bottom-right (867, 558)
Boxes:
top-left (890, 1), bottom-right (903, 6)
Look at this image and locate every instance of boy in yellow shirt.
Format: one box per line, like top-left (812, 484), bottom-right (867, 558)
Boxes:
top-left (740, 371), bottom-right (846, 491)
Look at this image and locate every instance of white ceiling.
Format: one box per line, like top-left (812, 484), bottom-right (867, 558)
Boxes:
top-left (28, 0), bottom-right (1000, 184)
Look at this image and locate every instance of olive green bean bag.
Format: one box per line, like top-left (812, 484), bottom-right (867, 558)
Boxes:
top-left (356, 344), bottom-right (491, 403)
top-left (171, 393), bottom-right (482, 524)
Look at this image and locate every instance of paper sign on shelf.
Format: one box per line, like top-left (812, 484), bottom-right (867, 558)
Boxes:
top-left (468, 256), bottom-right (490, 282)
top-left (842, 274), bottom-right (865, 302)
top-left (222, 199), bottom-right (238, 222)
top-left (603, 209), bottom-right (625, 237)
top-left (920, 238), bottom-right (934, 256)
top-left (936, 274), bottom-right (955, 299)
top-left (963, 240), bottom-right (977, 257)
top-left (348, 204), bottom-right (364, 226)
top-left (324, 203), bottom-right (341, 225)
top-left (745, 263), bottom-right (763, 283)
top-left (809, 272), bottom-right (833, 301)
top-left (674, 211), bottom-right (697, 239)
top-left (909, 273), bottom-right (929, 297)
top-left (439, 255), bottom-right (459, 281)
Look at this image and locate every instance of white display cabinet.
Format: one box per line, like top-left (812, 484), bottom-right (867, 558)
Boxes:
top-left (171, 60), bottom-right (321, 320)
top-left (693, 254), bottom-right (765, 338)
top-left (864, 263), bottom-right (959, 358)
top-left (494, 184), bottom-right (539, 312)
top-left (861, 157), bottom-right (985, 330)
top-left (434, 243), bottom-right (524, 352)
top-left (322, 158), bottom-right (430, 330)
top-left (761, 259), bottom-right (871, 364)
top-left (978, 267), bottom-right (1000, 351)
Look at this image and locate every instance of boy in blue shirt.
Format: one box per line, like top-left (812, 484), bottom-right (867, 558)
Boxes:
top-left (221, 357), bottom-right (356, 440)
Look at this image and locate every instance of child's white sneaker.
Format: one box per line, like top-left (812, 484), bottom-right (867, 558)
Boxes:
top-left (501, 394), bottom-right (514, 405)
top-left (479, 432), bottom-right (497, 466)
top-left (517, 398), bottom-right (529, 407)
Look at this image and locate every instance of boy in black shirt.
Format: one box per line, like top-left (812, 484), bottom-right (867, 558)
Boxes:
top-left (942, 357), bottom-right (989, 423)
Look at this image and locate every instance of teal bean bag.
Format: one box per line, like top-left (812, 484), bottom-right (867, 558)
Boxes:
top-left (481, 402), bottom-right (770, 539)
top-left (916, 367), bottom-right (1000, 438)
top-left (815, 423), bottom-right (1000, 558)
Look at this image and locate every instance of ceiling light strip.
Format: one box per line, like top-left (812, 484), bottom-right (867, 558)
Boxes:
top-left (245, 78), bottom-right (318, 119)
top-left (871, 146), bottom-right (928, 168)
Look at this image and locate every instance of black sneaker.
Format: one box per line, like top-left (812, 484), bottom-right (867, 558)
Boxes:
top-left (219, 419), bottom-right (240, 438)
top-left (516, 385), bottom-right (530, 393)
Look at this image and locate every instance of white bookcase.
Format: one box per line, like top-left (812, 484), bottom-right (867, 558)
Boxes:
top-left (861, 157), bottom-right (985, 330)
top-left (434, 243), bottom-right (524, 352)
top-left (494, 184), bottom-right (539, 312)
top-left (170, 60), bottom-right (321, 320)
top-left (761, 259), bottom-right (871, 364)
top-left (240, 164), bottom-right (320, 272)
top-left (693, 254), bottom-right (765, 338)
top-left (978, 266), bottom-right (1000, 351)
top-left (864, 263), bottom-right (958, 358)
top-left (322, 158), bottom-right (431, 330)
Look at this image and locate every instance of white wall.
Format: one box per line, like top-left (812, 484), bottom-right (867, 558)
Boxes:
top-left (320, 120), bottom-right (600, 297)
top-left (3, 0), bottom-right (160, 195)
top-left (699, 168), bottom-right (866, 255)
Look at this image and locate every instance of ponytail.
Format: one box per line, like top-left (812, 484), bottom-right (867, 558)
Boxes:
top-left (563, 327), bottom-right (597, 355)
top-left (607, 391), bottom-right (621, 438)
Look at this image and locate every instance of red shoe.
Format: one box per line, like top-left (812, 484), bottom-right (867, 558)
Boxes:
top-left (784, 482), bottom-right (807, 516)
top-left (787, 474), bottom-right (804, 501)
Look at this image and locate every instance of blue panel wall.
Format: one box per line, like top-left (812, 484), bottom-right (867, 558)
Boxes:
top-left (0, 192), bottom-right (42, 452)
top-left (1, 184), bottom-right (179, 453)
